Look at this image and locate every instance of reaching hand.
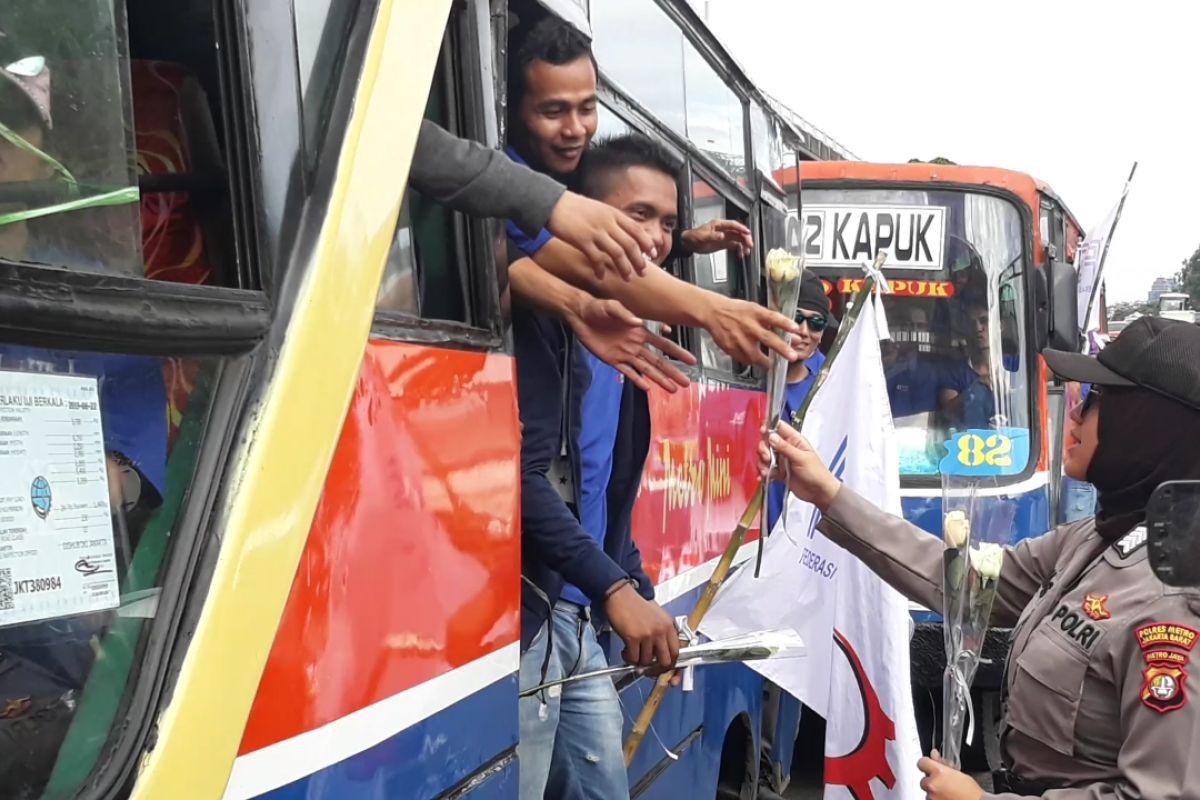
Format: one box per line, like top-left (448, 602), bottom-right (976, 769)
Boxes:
top-left (547, 191), bottom-right (657, 282)
top-left (701, 296), bottom-right (801, 368)
top-left (604, 583), bottom-right (681, 673)
top-left (682, 218), bottom-right (753, 258)
top-left (569, 297), bottom-right (696, 393)
top-left (759, 421), bottom-right (841, 511)
top-left (917, 751), bottom-right (984, 800)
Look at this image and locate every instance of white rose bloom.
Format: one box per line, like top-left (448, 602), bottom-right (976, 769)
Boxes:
top-left (766, 248), bottom-right (800, 283)
top-left (943, 510), bottom-right (970, 549)
top-left (970, 542), bottom-right (1005, 581)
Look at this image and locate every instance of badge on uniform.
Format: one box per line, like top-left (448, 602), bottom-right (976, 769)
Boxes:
top-left (1082, 593), bottom-right (1111, 621)
top-left (1141, 663), bottom-right (1187, 714)
top-left (1112, 527), bottom-right (1147, 559)
top-left (1135, 622), bottom-right (1198, 714)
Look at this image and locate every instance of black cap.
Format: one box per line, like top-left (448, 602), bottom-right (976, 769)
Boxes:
top-left (1043, 317), bottom-right (1200, 411)
top-left (797, 271), bottom-right (832, 319)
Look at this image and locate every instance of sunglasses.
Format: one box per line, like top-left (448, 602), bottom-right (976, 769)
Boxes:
top-left (1082, 385), bottom-right (1102, 414)
top-left (796, 314), bottom-right (828, 332)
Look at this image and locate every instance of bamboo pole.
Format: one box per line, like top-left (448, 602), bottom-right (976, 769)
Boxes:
top-left (623, 266), bottom-right (881, 766)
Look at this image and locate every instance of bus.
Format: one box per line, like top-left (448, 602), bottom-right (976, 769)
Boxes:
top-left (785, 161), bottom-right (1085, 764)
top-left (0, 0), bottom-right (851, 798)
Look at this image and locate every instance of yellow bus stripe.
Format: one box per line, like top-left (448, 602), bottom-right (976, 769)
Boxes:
top-left (131, 1), bottom-right (453, 796)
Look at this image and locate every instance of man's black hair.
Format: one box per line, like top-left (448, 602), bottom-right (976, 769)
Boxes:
top-left (507, 16), bottom-right (597, 112)
top-left (579, 134), bottom-right (679, 200)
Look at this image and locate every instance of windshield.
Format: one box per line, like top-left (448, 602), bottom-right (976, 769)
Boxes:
top-left (1161, 297), bottom-right (1188, 312)
top-left (802, 188), bottom-right (1032, 478)
top-left (1, 4), bottom-right (144, 276)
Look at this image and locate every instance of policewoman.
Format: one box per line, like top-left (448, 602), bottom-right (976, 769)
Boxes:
top-left (762, 316), bottom-right (1200, 799)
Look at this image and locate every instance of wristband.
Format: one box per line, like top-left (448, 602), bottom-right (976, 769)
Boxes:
top-left (604, 578), bottom-right (634, 600)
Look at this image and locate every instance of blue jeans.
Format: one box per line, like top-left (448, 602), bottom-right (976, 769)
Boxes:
top-left (519, 601), bottom-right (629, 799)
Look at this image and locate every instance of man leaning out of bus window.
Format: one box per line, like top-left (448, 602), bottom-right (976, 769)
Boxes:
top-left (514, 132), bottom-right (708, 800)
top-left (503, 16), bottom-right (800, 383)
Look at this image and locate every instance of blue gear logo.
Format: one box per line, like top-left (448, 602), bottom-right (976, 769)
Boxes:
top-left (30, 476), bottom-right (52, 520)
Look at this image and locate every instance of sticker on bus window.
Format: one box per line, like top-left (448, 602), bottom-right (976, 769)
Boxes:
top-left (0, 371), bottom-right (120, 629)
top-left (939, 428), bottom-right (1030, 477)
top-left (801, 205), bottom-right (947, 270)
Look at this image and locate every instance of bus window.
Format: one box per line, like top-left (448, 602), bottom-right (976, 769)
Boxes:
top-left (293, 0), bottom-right (362, 172)
top-left (595, 102), bottom-right (633, 141)
top-left (590, 0), bottom-right (688, 137)
top-left (1, 5), bottom-right (142, 277)
top-left (376, 28), bottom-right (470, 324)
top-left (0, 0), bottom-right (281, 290)
top-left (750, 101), bottom-right (788, 190)
top-left (682, 39), bottom-right (746, 181)
top-left (0, 349), bottom-right (226, 798)
top-left (692, 177), bottom-right (748, 374)
top-left (805, 187), bottom-right (1033, 477)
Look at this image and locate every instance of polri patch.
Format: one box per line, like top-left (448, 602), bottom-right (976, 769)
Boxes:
top-left (1141, 663), bottom-right (1187, 713)
top-left (1049, 602), bottom-right (1106, 653)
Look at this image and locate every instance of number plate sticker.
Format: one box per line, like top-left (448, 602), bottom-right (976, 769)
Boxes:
top-left (939, 428), bottom-right (1030, 477)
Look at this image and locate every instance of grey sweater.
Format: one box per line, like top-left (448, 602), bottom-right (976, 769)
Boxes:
top-left (409, 120), bottom-right (565, 237)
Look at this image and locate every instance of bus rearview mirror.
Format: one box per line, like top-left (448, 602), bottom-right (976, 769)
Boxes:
top-left (1046, 259), bottom-right (1080, 353)
top-left (1147, 481), bottom-right (1200, 588)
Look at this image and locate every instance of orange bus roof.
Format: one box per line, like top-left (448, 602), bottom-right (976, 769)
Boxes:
top-left (781, 162), bottom-right (1082, 232)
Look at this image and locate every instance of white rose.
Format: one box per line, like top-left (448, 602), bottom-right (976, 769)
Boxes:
top-left (970, 543), bottom-right (1005, 581)
top-left (943, 510), bottom-right (970, 549)
top-left (766, 248), bottom-right (800, 283)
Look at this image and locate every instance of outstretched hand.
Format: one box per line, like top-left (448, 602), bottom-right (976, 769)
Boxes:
top-left (702, 296), bottom-right (800, 369)
top-left (548, 191), bottom-right (657, 282)
top-left (683, 218), bottom-right (753, 258)
top-left (570, 297), bottom-right (696, 393)
top-left (758, 421), bottom-right (840, 511)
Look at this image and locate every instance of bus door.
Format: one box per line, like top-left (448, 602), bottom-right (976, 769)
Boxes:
top-left (0, 1), bottom-right (459, 798)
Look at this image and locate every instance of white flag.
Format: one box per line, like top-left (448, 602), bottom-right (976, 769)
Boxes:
top-left (1075, 196), bottom-right (1124, 335)
top-left (702, 294), bottom-right (922, 800)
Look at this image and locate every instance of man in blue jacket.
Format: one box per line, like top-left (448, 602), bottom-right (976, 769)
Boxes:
top-left (513, 135), bottom-right (682, 800)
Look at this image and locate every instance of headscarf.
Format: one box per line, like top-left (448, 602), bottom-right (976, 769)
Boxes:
top-left (1086, 386), bottom-right (1200, 541)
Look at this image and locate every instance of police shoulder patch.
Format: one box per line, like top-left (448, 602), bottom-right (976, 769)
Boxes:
top-left (1141, 662), bottom-right (1188, 713)
top-left (1112, 527), bottom-right (1147, 559)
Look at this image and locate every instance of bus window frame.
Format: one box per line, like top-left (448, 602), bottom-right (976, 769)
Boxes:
top-left (371, 4), bottom-right (505, 349)
top-left (0, 0), bottom-right (384, 795)
top-left (686, 159), bottom-right (756, 385)
top-left (799, 178), bottom-right (1044, 491)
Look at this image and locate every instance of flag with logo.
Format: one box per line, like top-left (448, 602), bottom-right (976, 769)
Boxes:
top-left (701, 294), bottom-right (922, 800)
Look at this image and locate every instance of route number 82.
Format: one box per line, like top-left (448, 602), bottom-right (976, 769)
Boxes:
top-left (956, 433), bottom-right (1013, 468)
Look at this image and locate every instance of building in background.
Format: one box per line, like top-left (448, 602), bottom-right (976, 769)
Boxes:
top-left (1149, 275), bottom-right (1179, 303)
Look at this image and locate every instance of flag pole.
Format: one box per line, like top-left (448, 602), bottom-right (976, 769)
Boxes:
top-left (1082, 161), bottom-right (1137, 335)
top-left (622, 261), bottom-right (883, 766)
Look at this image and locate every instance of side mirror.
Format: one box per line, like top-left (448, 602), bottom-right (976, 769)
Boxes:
top-left (1147, 481), bottom-right (1200, 588)
top-left (1047, 259), bottom-right (1081, 353)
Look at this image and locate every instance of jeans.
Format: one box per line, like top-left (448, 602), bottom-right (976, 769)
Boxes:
top-left (519, 601), bottom-right (629, 800)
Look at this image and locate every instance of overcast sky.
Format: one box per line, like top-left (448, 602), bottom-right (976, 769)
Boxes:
top-left (699, 0), bottom-right (1198, 302)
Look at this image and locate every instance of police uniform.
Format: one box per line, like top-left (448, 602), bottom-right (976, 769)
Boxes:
top-left (818, 494), bottom-right (1200, 798)
top-left (810, 316), bottom-right (1200, 799)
